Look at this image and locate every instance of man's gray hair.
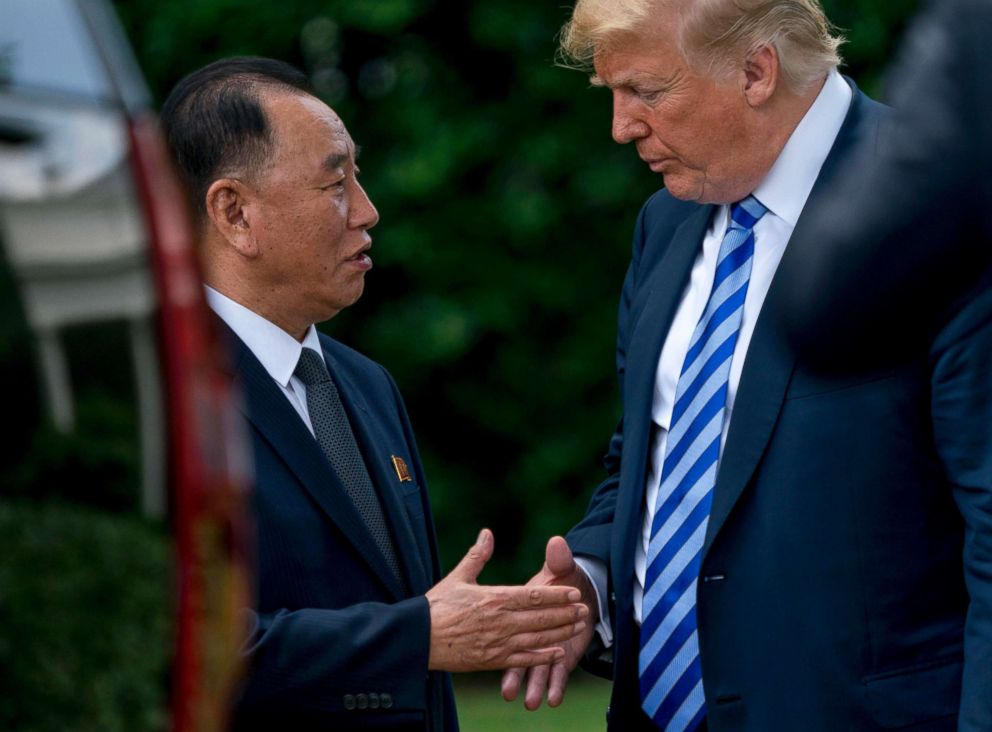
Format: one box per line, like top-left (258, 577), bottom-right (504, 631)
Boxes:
top-left (559, 0), bottom-right (844, 93)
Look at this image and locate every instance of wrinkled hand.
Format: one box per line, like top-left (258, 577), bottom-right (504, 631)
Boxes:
top-left (500, 536), bottom-right (597, 709)
top-left (426, 529), bottom-right (589, 672)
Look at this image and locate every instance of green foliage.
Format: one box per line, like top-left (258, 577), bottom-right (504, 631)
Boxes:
top-left (3, 320), bottom-right (142, 512)
top-left (454, 673), bottom-right (612, 730)
top-left (824, 0), bottom-right (921, 92)
top-left (0, 500), bottom-right (170, 732)
top-left (5, 391), bottom-right (140, 510)
top-left (114, 0), bottom-right (918, 582)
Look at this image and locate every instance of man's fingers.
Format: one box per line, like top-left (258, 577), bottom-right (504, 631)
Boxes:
top-left (500, 583), bottom-right (581, 610)
top-left (508, 622), bottom-right (587, 652)
top-left (503, 648), bottom-right (565, 669)
top-left (501, 667), bottom-right (526, 701)
top-left (446, 528), bottom-right (494, 583)
top-left (547, 662), bottom-right (570, 707)
top-left (498, 603), bottom-right (588, 636)
top-left (524, 661), bottom-right (552, 710)
top-left (544, 535), bottom-right (576, 579)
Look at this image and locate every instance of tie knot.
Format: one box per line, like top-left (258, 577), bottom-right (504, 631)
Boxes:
top-left (294, 348), bottom-right (331, 386)
top-left (729, 195), bottom-right (767, 231)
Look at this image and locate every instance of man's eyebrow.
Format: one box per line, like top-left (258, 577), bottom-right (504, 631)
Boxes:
top-left (322, 153), bottom-right (349, 171)
top-left (590, 72), bottom-right (664, 90)
top-left (590, 73), bottom-right (643, 89)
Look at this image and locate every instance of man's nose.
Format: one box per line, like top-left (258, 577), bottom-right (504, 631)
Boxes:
top-left (350, 180), bottom-right (379, 230)
top-left (611, 92), bottom-right (650, 144)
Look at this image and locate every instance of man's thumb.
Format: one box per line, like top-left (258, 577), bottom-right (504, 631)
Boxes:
top-left (544, 535), bottom-right (575, 578)
top-left (450, 528), bottom-right (494, 582)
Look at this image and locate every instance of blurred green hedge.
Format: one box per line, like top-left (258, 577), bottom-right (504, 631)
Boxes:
top-left (115, 0), bottom-right (919, 581)
top-left (0, 500), bottom-right (170, 732)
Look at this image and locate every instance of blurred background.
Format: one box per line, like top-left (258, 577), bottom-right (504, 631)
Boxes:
top-left (0, 0), bottom-right (921, 729)
top-left (118, 0), bottom-right (921, 590)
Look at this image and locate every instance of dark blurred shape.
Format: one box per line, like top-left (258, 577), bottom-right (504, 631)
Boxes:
top-left (0, 1), bottom-right (251, 730)
top-left (784, 0), bottom-right (992, 370)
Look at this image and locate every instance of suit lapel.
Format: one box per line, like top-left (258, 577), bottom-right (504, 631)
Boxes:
top-left (226, 330), bottom-right (408, 601)
top-left (615, 205), bottom-right (714, 578)
top-left (323, 347), bottom-right (433, 595)
top-left (703, 86), bottom-right (882, 559)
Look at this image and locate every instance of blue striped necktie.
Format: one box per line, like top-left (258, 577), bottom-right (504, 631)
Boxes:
top-left (639, 195), bottom-right (767, 731)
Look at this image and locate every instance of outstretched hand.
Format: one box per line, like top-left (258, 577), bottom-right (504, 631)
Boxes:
top-left (425, 529), bottom-right (590, 673)
top-left (500, 536), bottom-right (597, 709)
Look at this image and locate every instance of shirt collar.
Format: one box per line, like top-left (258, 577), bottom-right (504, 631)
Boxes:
top-left (204, 285), bottom-right (325, 387)
top-left (753, 69), bottom-right (853, 227)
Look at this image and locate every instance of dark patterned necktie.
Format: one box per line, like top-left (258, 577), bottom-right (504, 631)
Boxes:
top-left (294, 347), bottom-right (402, 585)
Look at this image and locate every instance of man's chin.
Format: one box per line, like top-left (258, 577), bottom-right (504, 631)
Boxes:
top-left (313, 285), bottom-right (366, 324)
top-left (661, 177), bottom-right (705, 202)
top-left (340, 281), bottom-right (367, 309)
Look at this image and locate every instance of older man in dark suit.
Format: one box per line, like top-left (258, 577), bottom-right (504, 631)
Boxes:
top-left (160, 57), bottom-right (588, 732)
top-left (502, 1), bottom-right (992, 730)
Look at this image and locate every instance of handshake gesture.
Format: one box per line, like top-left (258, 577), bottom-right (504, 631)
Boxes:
top-left (425, 529), bottom-right (597, 708)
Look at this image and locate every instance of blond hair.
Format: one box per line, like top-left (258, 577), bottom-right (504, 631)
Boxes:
top-left (559, 0), bottom-right (843, 93)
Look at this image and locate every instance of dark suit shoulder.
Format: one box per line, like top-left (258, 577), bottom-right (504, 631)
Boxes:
top-left (317, 332), bottom-right (393, 385)
top-left (315, 332), bottom-right (413, 434)
top-left (640, 188), bottom-right (700, 228)
top-left (632, 188), bottom-right (709, 276)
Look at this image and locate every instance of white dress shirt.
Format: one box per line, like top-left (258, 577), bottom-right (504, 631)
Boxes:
top-left (578, 71), bottom-right (853, 645)
top-left (205, 285), bottom-right (327, 435)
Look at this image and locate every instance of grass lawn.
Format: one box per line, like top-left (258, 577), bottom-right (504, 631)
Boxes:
top-left (454, 671), bottom-right (611, 731)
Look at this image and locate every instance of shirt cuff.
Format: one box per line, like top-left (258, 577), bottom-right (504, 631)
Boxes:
top-left (574, 555), bottom-right (614, 648)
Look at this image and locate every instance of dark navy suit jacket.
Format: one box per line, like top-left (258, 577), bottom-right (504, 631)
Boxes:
top-left (567, 84), bottom-right (992, 730)
top-left (224, 326), bottom-right (458, 731)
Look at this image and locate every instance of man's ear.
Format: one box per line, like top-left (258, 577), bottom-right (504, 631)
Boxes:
top-left (205, 178), bottom-right (259, 258)
top-left (743, 44), bottom-right (779, 108)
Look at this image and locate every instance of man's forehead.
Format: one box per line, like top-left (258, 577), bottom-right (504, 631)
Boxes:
top-left (266, 90), bottom-right (357, 156)
top-left (293, 92), bottom-right (347, 130)
top-left (591, 51), bottom-right (675, 88)
top-left (590, 11), bottom-right (681, 86)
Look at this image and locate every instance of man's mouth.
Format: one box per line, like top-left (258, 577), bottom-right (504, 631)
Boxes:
top-left (346, 243), bottom-right (373, 268)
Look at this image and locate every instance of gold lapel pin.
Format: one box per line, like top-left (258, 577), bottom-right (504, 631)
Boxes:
top-left (391, 455), bottom-right (412, 482)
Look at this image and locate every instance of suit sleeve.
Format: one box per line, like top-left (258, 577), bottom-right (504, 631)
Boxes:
top-left (930, 283), bottom-right (992, 732)
top-left (566, 201), bottom-right (649, 578)
top-left (561, 204), bottom-right (649, 678)
top-left (238, 598), bottom-right (432, 721)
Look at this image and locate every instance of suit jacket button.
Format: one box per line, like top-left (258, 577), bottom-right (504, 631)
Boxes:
top-left (356, 693), bottom-right (369, 710)
top-left (381, 693), bottom-right (393, 709)
top-left (343, 694), bottom-right (356, 711)
top-left (369, 692), bottom-right (381, 710)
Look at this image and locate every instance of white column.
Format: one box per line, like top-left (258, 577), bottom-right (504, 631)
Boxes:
top-left (130, 316), bottom-right (166, 519)
top-left (36, 326), bottom-right (74, 433)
